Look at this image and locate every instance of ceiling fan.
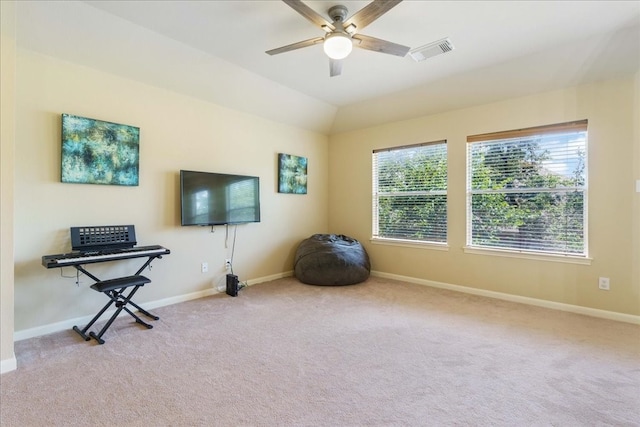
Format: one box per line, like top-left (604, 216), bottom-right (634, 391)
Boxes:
top-left (266, 0), bottom-right (410, 77)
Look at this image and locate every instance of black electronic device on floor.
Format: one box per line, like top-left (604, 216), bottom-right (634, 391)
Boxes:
top-left (226, 274), bottom-right (239, 297)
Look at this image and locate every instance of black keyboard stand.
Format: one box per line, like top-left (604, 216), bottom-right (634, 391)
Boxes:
top-left (71, 253), bottom-right (163, 344)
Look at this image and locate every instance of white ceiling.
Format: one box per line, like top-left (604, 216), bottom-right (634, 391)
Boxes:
top-left (15, 1), bottom-right (640, 134)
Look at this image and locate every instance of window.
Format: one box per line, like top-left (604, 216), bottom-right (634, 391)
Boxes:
top-left (372, 141), bottom-right (447, 244)
top-left (467, 120), bottom-right (587, 257)
top-left (228, 178), bottom-right (259, 223)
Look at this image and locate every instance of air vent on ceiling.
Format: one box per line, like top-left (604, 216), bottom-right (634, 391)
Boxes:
top-left (409, 38), bottom-right (454, 62)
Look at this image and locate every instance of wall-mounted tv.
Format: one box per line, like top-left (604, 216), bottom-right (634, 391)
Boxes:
top-left (180, 170), bottom-right (261, 226)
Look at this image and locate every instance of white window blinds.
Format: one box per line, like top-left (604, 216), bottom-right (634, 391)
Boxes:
top-left (467, 120), bottom-right (587, 256)
top-left (373, 141), bottom-right (447, 243)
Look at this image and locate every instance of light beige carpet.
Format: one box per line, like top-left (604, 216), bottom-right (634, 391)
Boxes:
top-left (1, 276), bottom-right (639, 426)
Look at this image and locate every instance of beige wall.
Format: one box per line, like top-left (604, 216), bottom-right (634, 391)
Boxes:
top-left (13, 50), bottom-right (329, 333)
top-left (1, 0), bottom-right (17, 371)
top-left (328, 78), bottom-right (640, 316)
top-left (634, 71), bottom-right (640, 315)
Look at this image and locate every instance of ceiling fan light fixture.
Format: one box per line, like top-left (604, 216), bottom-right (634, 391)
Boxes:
top-left (323, 32), bottom-right (353, 60)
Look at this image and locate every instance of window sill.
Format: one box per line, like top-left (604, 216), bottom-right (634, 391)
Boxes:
top-left (371, 238), bottom-right (449, 251)
top-left (463, 246), bottom-right (592, 265)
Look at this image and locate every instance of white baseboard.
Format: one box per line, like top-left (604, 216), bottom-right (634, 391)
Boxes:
top-left (13, 271), bottom-right (296, 342)
top-left (1, 354), bottom-right (17, 374)
top-left (14, 288), bottom-right (216, 342)
top-left (14, 269), bottom-right (635, 342)
top-left (246, 270), bottom-right (293, 286)
top-left (371, 271), bottom-right (640, 325)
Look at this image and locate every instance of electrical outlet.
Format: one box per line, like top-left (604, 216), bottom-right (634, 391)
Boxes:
top-left (225, 259), bottom-right (232, 270)
top-left (598, 277), bottom-right (610, 291)
top-left (201, 262), bottom-right (208, 273)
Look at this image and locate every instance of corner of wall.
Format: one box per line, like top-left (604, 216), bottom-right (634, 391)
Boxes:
top-left (632, 70), bottom-right (640, 305)
top-left (1, 355), bottom-right (17, 374)
top-left (1, 0), bottom-right (17, 368)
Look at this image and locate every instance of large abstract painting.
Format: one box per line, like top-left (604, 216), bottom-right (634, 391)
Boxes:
top-left (278, 153), bottom-right (307, 194)
top-left (61, 114), bottom-right (140, 186)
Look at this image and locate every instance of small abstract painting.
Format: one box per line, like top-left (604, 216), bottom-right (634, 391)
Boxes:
top-left (278, 153), bottom-right (307, 194)
top-left (61, 114), bottom-right (140, 186)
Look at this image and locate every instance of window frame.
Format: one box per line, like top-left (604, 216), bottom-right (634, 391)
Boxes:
top-left (465, 120), bottom-right (590, 263)
top-left (372, 140), bottom-right (448, 248)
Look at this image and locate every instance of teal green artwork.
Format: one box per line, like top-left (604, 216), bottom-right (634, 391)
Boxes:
top-left (278, 153), bottom-right (307, 194)
top-left (61, 114), bottom-right (140, 186)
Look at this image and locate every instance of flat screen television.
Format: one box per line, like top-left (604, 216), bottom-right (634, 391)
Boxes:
top-left (180, 170), bottom-right (261, 226)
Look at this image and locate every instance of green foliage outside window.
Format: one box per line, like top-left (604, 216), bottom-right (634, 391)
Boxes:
top-left (373, 126), bottom-right (586, 256)
top-left (469, 134), bottom-right (586, 255)
top-left (374, 143), bottom-right (447, 243)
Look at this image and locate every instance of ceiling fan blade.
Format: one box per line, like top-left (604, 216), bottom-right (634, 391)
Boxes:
top-left (266, 37), bottom-right (324, 56)
top-left (329, 59), bottom-right (343, 77)
top-left (352, 34), bottom-right (410, 57)
top-left (282, 0), bottom-right (335, 31)
top-left (344, 0), bottom-right (403, 32)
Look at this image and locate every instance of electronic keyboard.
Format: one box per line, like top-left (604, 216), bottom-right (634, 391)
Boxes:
top-left (41, 225), bottom-right (170, 344)
top-left (42, 245), bottom-right (170, 268)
